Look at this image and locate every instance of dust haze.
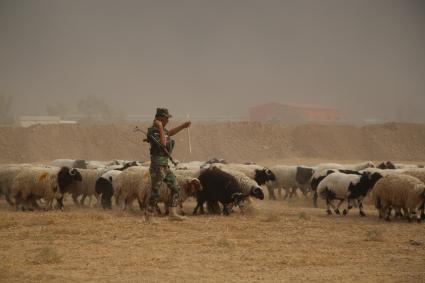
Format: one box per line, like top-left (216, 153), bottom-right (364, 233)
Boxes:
top-left (0, 0), bottom-right (424, 122)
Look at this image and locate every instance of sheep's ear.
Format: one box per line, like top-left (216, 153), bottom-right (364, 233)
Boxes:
top-left (190, 179), bottom-right (202, 192)
top-left (187, 178), bottom-right (202, 193)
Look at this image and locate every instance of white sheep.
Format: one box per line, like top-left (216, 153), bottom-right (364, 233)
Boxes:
top-left (372, 174), bottom-right (425, 222)
top-left (0, 165), bottom-right (25, 205)
top-left (317, 171), bottom-right (382, 216)
top-left (113, 166), bottom-right (149, 210)
top-left (266, 165), bottom-right (315, 200)
top-left (316, 161), bottom-right (375, 171)
top-left (11, 166), bottom-right (82, 211)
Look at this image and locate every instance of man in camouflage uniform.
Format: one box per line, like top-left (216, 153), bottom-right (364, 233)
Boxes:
top-left (146, 108), bottom-right (191, 223)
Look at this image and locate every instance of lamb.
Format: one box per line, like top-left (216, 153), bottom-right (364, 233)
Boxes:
top-left (317, 171), bottom-right (382, 216)
top-left (11, 166), bottom-right (82, 211)
top-left (194, 167), bottom-right (264, 215)
top-left (372, 174), bottom-right (425, 222)
top-left (266, 165), bottom-right (315, 200)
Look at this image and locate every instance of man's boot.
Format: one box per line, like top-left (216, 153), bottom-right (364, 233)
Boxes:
top-left (145, 207), bottom-right (160, 224)
top-left (169, 207), bottom-right (187, 221)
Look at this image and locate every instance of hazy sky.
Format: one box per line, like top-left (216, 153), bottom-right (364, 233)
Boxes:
top-left (1, 0), bottom-right (424, 121)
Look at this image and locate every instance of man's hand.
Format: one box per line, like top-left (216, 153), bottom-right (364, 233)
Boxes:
top-left (182, 121), bottom-right (191, 128)
top-left (169, 121), bottom-right (192, 136)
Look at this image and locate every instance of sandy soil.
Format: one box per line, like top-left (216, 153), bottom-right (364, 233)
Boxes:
top-left (0, 196), bottom-right (424, 283)
top-left (1, 122), bottom-right (425, 164)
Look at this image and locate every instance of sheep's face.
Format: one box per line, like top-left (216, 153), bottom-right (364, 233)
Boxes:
top-left (250, 186), bottom-right (264, 200)
top-left (255, 168), bottom-right (276, 185)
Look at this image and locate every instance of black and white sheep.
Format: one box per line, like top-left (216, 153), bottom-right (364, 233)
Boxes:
top-left (194, 167), bottom-right (264, 216)
top-left (372, 174), bottom-right (425, 222)
top-left (266, 165), bottom-right (315, 200)
top-left (310, 169), bottom-right (362, 207)
top-left (316, 171), bottom-right (382, 216)
top-left (94, 164), bottom-right (143, 210)
top-left (11, 166), bottom-right (82, 211)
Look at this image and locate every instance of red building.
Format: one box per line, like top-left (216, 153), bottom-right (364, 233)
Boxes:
top-left (249, 102), bottom-right (341, 123)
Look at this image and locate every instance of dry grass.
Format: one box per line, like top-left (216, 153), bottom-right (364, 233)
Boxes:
top-left (1, 198), bottom-right (425, 282)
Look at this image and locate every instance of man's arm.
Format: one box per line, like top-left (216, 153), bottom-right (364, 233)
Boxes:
top-left (153, 120), bottom-right (167, 146)
top-left (169, 121), bottom-right (191, 136)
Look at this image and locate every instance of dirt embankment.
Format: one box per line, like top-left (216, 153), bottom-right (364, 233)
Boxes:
top-left (1, 122), bottom-right (425, 164)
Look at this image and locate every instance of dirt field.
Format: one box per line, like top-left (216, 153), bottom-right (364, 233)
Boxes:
top-left (1, 123), bottom-right (425, 282)
top-left (0, 196), bottom-right (424, 283)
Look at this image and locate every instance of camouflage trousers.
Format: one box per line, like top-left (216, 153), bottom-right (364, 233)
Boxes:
top-left (148, 165), bottom-right (180, 209)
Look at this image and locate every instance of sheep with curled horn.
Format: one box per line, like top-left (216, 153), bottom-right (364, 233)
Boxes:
top-left (11, 166), bottom-right (82, 211)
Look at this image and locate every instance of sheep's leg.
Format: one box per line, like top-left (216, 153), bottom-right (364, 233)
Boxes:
top-left (415, 206), bottom-right (422, 223)
top-left (420, 203), bottom-right (425, 220)
top-left (313, 191), bottom-right (318, 208)
top-left (325, 198), bottom-right (333, 215)
top-left (277, 188), bottom-right (282, 198)
top-left (384, 205), bottom-right (391, 221)
top-left (300, 186), bottom-right (309, 198)
top-left (394, 207), bottom-right (403, 218)
top-left (72, 193), bottom-right (80, 206)
top-left (289, 187), bottom-right (297, 198)
top-left (178, 202), bottom-right (185, 215)
top-left (88, 195), bottom-right (93, 207)
top-left (80, 194), bottom-right (87, 206)
top-left (333, 199), bottom-right (344, 215)
top-left (358, 199), bottom-right (366, 217)
top-left (266, 185), bottom-right (277, 200)
top-left (156, 204), bottom-right (163, 215)
top-left (343, 199), bottom-right (354, 215)
top-left (283, 188), bottom-right (290, 200)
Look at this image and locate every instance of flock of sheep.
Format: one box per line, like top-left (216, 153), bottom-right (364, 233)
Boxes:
top-left (1, 158), bottom-right (425, 223)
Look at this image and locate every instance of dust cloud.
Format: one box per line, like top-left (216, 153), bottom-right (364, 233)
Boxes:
top-left (0, 0), bottom-right (424, 122)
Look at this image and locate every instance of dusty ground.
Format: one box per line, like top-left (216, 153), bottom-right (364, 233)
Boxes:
top-left (1, 194), bottom-right (424, 283)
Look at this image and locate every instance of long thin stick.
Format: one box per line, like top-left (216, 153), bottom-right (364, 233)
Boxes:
top-left (187, 114), bottom-right (192, 154)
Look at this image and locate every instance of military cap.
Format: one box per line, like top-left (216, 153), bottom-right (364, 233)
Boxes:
top-left (155, 107), bottom-right (172, 118)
